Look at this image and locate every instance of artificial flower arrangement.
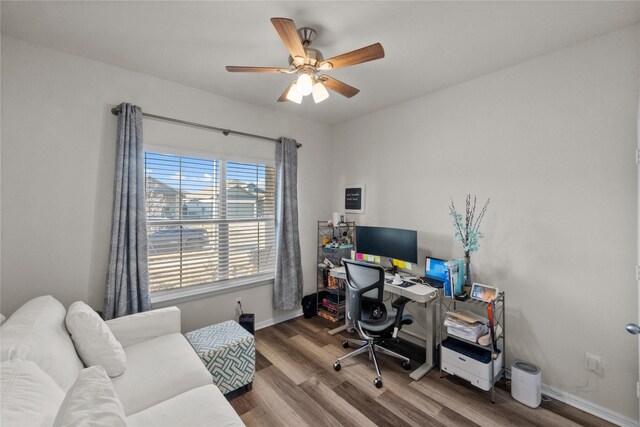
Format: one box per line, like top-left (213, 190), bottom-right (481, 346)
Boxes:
top-left (449, 194), bottom-right (490, 285)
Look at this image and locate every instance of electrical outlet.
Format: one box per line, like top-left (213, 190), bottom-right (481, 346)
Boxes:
top-left (235, 298), bottom-right (242, 316)
top-left (585, 353), bottom-right (602, 374)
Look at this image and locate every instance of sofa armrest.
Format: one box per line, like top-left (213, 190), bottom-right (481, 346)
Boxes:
top-left (105, 307), bottom-right (181, 347)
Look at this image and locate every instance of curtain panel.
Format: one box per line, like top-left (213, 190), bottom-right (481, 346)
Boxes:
top-left (273, 137), bottom-right (303, 310)
top-left (104, 103), bottom-right (151, 319)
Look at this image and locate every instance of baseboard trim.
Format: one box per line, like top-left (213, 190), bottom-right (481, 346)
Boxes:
top-left (255, 309), bottom-right (303, 331)
top-left (541, 384), bottom-right (637, 427)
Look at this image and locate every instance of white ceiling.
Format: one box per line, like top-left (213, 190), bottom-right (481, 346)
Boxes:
top-left (2, 1), bottom-right (639, 125)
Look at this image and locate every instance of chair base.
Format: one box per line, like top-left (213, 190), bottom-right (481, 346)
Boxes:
top-left (334, 338), bottom-right (410, 388)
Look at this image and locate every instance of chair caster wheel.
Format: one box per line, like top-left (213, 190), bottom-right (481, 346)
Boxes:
top-left (373, 377), bottom-right (383, 388)
top-left (333, 362), bottom-right (341, 371)
top-left (402, 361), bottom-right (411, 370)
top-left (342, 340), bottom-right (349, 349)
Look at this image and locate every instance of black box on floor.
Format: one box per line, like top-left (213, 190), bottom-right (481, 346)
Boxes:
top-left (239, 313), bottom-right (255, 335)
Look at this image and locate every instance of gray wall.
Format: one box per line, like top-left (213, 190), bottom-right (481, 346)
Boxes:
top-left (331, 25), bottom-right (639, 421)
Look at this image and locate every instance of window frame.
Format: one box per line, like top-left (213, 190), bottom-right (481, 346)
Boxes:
top-left (144, 144), bottom-right (276, 306)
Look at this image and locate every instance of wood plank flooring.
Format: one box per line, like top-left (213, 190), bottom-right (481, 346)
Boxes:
top-left (229, 316), bottom-right (614, 427)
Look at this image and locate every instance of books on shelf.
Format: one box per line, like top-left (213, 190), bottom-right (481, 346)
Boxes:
top-left (321, 298), bottom-right (344, 312)
top-left (317, 289), bottom-right (345, 322)
top-left (317, 309), bottom-right (344, 322)
top-left (320, 294), bottom-right (345, 319)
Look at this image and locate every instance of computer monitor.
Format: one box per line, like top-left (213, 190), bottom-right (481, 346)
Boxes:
top-left (355, 225), bottom-right (418, 264)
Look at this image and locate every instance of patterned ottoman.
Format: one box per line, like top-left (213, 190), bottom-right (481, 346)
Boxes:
top-left (185, 320), bottom-right (255, 394)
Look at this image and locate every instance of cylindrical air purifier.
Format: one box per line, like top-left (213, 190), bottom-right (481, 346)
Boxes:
top-left (511, 361), bottom-right (541, 408)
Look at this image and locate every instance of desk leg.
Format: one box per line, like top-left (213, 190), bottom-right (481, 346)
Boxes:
top-left (410, 362), bottom-right (434, 380)
top-left (328, 325), bottom-right (346, 335)
top-left (409, 298), bottom-right (437, 380)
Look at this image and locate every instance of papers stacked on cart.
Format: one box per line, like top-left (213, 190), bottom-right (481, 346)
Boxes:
top-left (444, 310), bottom-right (489, 343)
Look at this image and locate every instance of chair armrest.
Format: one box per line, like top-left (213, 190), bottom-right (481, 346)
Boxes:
top-left (392, 296), bottom-right (412, 333)
top-left (391, 296), bottom-right (411, 311)
top-left (105, 307), bottom-right (181, 347)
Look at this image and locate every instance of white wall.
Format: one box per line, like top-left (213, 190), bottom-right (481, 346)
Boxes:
top-left (0, 36), bottom-right (333, 331)
top-left (331, 25), bottom-right (639, 420)
top-left (2, 22), bottom-right (638, 421)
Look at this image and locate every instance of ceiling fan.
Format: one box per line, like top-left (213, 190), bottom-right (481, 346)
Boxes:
top-left (226, 17), bottom-right (385, 104)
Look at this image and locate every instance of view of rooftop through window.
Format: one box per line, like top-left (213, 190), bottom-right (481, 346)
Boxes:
top-left (144, 152), bottom-right (276, 293)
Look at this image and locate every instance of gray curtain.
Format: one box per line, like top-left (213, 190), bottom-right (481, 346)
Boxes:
top-left (274, 137), bottom-right (303, 310)
top-left (103, 103), bottom-right (151, 320)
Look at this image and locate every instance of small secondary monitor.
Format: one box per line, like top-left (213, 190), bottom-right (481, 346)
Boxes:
top-left (355, 225), bottom-right (418, 264)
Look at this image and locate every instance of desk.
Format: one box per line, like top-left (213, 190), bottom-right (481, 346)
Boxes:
top-left (328, 266), bottom-right (438, 380)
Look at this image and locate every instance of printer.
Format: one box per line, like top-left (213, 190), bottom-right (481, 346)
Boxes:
top-left (440, 337), bottom-right (503, 391)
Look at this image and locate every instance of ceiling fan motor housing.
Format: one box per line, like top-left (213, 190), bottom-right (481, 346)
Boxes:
top-left (288, 48), bottom-right (324, 67)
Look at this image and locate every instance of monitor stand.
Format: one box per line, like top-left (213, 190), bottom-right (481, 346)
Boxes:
top-left (386, 260), bottom-right (398, 275)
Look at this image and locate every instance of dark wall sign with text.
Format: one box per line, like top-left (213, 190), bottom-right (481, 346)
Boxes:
top-left (345, 185), bottom-right (365, 214)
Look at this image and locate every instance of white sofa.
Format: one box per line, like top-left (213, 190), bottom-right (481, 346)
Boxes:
top-left (0, 295), bottom-right (245, 427)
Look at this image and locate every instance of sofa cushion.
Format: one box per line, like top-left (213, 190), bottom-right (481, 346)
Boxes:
top-left (126, 384), bottom-right (244, 427)
top-left (65, 301), bottom-right (127, 377)
top-left (1, 359), bottom-right (66, 427)
top-left (111, 332), bottom-right (212, 415)
top-left (0, 296), bottom-right (84, 391)
top-left (53, 365), bottom-right (127, 427)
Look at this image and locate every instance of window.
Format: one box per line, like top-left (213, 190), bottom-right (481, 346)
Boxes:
top-left (144, 151), bottom-right (276, 294)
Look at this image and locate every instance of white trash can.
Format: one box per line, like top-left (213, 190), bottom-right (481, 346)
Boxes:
top-left (511, 360), bottom-right (541, 408)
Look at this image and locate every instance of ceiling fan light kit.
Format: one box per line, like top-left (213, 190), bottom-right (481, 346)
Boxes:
top-left (286, 83), bottom-right (303, 104)
top-left (312, 80), bottom-right (330, 103)
top-left (226, 17), bottom-right (385, 104)
top-left (296, 73), bottom-right (314, 96)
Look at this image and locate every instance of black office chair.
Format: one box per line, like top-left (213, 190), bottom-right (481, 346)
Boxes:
top-left (332, 259), bottom-right (413, 388)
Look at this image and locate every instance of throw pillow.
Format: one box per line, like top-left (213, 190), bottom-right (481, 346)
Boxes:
top-left (65, 301), bottom-right (127, 377)
top-left (1, 359), bottom-right (66, 427)
top-left (1, 295), bottom-right (84, 391)
top-left (53, 365), bottom-right (127, 427)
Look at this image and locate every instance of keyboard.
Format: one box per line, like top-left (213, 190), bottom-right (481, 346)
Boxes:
top-left (385, 279), bottom-right (415, 288)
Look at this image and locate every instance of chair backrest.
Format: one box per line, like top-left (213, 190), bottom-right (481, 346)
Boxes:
top-left (343, 259), bottom-right (385, 324)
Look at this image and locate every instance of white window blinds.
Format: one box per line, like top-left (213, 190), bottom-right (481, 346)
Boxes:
top-left (144, 151), bottom-right (276, 293)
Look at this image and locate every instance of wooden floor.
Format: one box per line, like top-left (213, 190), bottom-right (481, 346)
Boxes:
top-left (230, 316), bottom-right (614, 427)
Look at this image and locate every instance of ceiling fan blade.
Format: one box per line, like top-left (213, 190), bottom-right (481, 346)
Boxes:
top-left (226, 66), bottom-right (288, 73)
top-left (319, 43), bottom-right (384, 70)
top-left (277, 81), bottom-right (296, 102)
top-left (270, 18), bottom-right (306, 61)
top-left (319, 76), bottom-right (360, 98)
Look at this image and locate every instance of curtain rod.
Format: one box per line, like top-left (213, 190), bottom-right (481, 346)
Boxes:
top-left (110, 106), bottom-right (301, 148)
